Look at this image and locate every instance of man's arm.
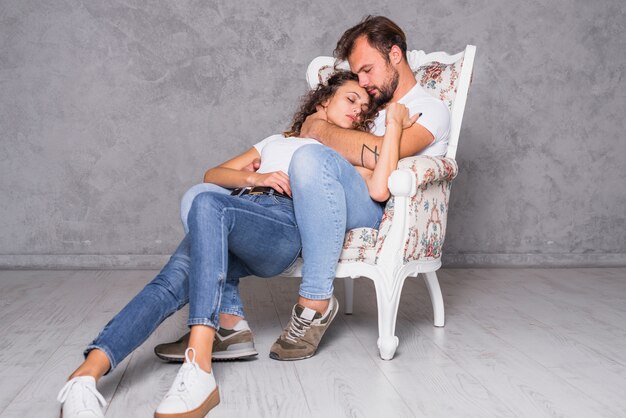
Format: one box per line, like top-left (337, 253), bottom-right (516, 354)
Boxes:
top-left (302, 116), bottom-right (433, 170)
top-left (303, 120), bottom-right (381, 169)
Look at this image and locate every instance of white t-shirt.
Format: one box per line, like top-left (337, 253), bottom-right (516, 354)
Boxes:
top-left (371, 83), bottom-right (450, 157)
top-left (253, 134), bottom-right (320, 174)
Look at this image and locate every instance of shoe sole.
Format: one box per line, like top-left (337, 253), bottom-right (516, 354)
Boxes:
top-left (212, 347), bottom-right (259, 360)
top-left (154, 386), bottom-right (220, 418)
top-left (269, 351), bottom-right (315, 361)
top-left (155, 350), bottom-right (258, 363)
top-left (269, 298), bottom-right (340, 361)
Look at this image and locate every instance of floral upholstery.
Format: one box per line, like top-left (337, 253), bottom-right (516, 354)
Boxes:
top-left (314, 53), bottom-right (463, 266)
top-left (412, 58), bottom-right (463, 111)
top-left (339, 156), bottom-right (458, 265)
top-left (316, 65), bottom-right (337, 86)
top-left (340, 227), bottom-right (378, 263)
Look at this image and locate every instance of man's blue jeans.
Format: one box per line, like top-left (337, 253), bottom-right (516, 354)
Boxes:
top-left (86, 192), bottom-right (300, 371)
top-left (289, 144), bottom-right (384, 300)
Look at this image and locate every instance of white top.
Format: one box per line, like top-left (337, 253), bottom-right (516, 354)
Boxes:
top-left (253, 134), bottom-right (320, 174)
top-left (371, 83), bottom-right (450, 157)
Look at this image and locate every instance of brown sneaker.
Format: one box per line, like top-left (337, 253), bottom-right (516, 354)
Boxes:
top-left (154, 320), bottom-right (258, 362)
top-left (212, 320), bottom-right (258, 360)
top-left (269, 295), bottom-right (339, 361)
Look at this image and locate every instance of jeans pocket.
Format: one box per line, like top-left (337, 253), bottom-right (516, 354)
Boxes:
top-left (269, 195), bottom-right (280, 205)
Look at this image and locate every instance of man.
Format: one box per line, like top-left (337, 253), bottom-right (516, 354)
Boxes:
top-left (155, 15), bottom-right (450, 362)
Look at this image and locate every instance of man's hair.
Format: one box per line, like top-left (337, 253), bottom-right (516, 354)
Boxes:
top-left (334, 16), bottom-right (407, 62)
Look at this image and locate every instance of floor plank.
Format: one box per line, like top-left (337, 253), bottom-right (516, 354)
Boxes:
top-left (1, 270), bottom-right (151, 417)
top-left (347, 278), bottom-right (518, 417)
top-left (457, 269), bottom-right (626, 416)
top-left (268, 278), bottom-right (416, 418)
top-left (413, 270), bottom-right (619, 417)
top-left (1, 268), bottom-right (625, 418)
top-left (0, 271), bottom-right (111, 414)
top-left (209, 277), bottom-right (312, 418)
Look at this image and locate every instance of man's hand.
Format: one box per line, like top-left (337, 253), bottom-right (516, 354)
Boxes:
top-left (242, 158), bottom-right (261, 172)
top-left (250, 171), bottom-right (291, 197)
top-left (300, 106), bottom-right (328, 139)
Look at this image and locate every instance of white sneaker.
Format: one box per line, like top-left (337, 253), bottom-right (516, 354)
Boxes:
top-left (57, 376), bottom-right (106, 418)
top-left (155, 348), bottom-right (220, 418)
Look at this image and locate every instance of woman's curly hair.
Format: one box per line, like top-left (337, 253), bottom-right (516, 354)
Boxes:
top-left (284, 70), bottom-right (378, 138)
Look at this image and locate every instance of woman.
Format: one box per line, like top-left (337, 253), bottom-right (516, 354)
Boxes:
top-left (56, 71), bottom-right (415, 418)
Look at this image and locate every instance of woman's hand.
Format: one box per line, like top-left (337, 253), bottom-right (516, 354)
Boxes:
top-left (386, 103), bottom-right (419, 130)
top-left (251, 171), bottom-right (292, 197)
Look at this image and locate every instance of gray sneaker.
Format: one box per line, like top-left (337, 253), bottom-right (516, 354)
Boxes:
top-left (154, 319), bottom-right (258, 362)
top-left (269, 295), bottom-right (339, 361)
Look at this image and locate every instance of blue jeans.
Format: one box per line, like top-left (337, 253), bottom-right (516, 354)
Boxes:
top-left (289, 144), bottom-right (384, 300)
top-left (180, 183), bottom-right (230, 234)
top-left (86, 192), bottom-right (300, 371)
top-left (181, 183), bottom-right (247, 319)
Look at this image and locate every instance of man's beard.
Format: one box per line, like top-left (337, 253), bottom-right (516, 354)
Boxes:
top-left (372, 65), bottom-right (399, 108)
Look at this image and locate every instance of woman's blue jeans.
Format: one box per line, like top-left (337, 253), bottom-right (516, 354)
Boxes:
top-left (180, 183), bottom-right (230, 234)
top-left (86, 192), bottom-right (300, 371)
top-left (178, 145), bottom-right (384, 303)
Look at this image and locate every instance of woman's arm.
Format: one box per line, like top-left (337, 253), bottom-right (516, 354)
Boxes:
top-left (203, 147), bottom-right (292, 196)
top-left (361, 104), bottom-right (419, 202)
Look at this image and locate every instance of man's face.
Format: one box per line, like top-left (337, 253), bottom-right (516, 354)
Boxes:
top-left (348, 36), bottom-right (399, 107)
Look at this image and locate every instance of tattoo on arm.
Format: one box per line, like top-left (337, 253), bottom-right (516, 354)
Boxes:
top-left (360, 144), bottom-right (379, 167)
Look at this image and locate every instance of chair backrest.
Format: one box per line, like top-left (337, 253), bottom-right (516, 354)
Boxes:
top-left (305, 45), bottom-right (476, 160)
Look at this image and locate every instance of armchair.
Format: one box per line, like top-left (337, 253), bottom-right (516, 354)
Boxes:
top-left (281, 45), bottom-right (476, 360)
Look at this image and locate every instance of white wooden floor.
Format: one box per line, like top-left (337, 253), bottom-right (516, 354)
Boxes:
top-left (0, 268), bottom-right (625, 418)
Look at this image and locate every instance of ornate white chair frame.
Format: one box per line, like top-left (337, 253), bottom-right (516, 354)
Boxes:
top-left (282, 45), bottom-right (476, 360)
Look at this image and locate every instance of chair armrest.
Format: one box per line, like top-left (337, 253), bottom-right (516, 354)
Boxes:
top-left (393, 155), bottom-right (458, 195)
top-left (387, 169), bottom-right (416, 197)
top-left (375, 156), bottom-right (458, 265)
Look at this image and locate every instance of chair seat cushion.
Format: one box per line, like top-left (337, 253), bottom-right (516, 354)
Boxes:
top-left (339, 227), bottom-right (378, 263)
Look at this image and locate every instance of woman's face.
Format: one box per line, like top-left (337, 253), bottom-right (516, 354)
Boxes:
top-left (322, 80), bottom-right (370, 129)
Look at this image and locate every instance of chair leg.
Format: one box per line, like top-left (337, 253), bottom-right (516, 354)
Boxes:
top-left (373, 276), bottom-right (405, 360)
top-left (343, 277), bottom-right (354, 315)
top-left (422, 271), bottom-right (445, 327)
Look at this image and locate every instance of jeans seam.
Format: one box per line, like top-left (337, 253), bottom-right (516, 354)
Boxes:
top-left (187, 318), bottom-right (219, 329)
top-left (322, 152), bottom-right (343, 279)
top-left (217, 207), bottom-right (228, 319)
top-left (299, 290), bottom-right (334, 300)
top-left (225, 207), bottom-right (296, 228)
top-left (187, 203), bottom-right (227, 332)
top-left (220, 307), bottom-right (244, 315)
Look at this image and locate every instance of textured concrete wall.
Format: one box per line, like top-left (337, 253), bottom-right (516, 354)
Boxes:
top-left (1, 0), bottom-right (625, 268)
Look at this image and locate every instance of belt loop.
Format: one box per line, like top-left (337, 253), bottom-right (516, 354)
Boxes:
top-left (237, 188), bottom-right (246, 197)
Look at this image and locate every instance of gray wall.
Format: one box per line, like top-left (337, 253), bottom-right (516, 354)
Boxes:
top-left (1, 0), bottom-right (625, 268)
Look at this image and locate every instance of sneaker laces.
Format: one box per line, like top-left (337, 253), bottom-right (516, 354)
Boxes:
top-left (285, 313), bottom-right (313, 344)
top-left (57, 377), bottom-right (107, 409)
top-left (167, 348), bottom-right (200, 403)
